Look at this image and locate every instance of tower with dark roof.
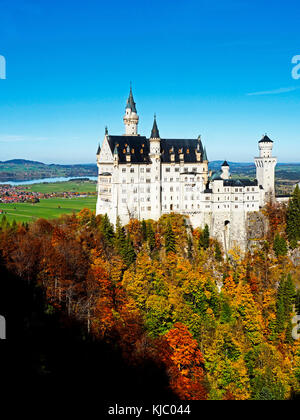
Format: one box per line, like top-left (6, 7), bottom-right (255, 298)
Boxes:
top-left (221, 161), bottom-right (230, 180)
top-left (123, 85), bottom-right (139, 136)
top-left (149, 114), bottom-right (161, 157)
top-left (254, 134), bottom-right (277, 199)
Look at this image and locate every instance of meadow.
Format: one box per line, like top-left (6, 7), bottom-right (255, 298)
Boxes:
top-left (0, 196), bottom-right (97, 223)
top-left (28, 180), bottom-right (97, 194)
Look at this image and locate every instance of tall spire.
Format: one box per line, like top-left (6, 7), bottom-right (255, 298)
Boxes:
top-left (150, 114), bottom-right (160, 139)
top-left (126, 84), bottom-right (137, 113)
top-left (124, 84), bottom-right (139, 135)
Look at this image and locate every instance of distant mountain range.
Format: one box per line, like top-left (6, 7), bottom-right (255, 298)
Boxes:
top-left (0, 159), bottom-right (299, 183)
top-left (0, 159), bottom-right (97, 182)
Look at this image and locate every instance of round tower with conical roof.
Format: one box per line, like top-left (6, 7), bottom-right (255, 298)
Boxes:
top-left (123, 85), bottom-right (139, 135)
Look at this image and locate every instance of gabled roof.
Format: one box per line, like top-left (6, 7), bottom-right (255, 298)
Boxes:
top-left (106, 135), bottom-right (151, 164)
top-left (104, 135), bottom-right (208, 164)
top-left (223, 179), bottom-right (258, 187)
top-left (259, 134), bottom-right (273, 143)
top-left (160, 138), bottom-right (205, 163)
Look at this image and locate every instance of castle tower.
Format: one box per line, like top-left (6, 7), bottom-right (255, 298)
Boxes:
top-left (254, 134), bottom-right (277, 202)
top-left (149, 114), bottom-right (161, 219)
top-left (123, 85), bottom-right (139, 136)
top-left (221, 161), bottom-right (230, 180)
top-left (149, 114), bottom-right (161, 156)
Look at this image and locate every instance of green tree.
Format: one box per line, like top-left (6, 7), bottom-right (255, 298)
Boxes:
top-left (286, 185), bottom-right (300, 247)
top-left (165, 220), bottom-right (176, 254)
top-left (121, 233), bottom-right (136, 266)
top-left (147, 221), bottom-right (156, 252)
top-left (114, 216), bottom-right (126, 254)
top-left (199, 224), bottom-right (210, 250)
top-left (273, 234), bottom-right (287, 258)
top-left (141, 219), bottom-right (147, 241)
top-left (101, 214), bottom-right (114, 244)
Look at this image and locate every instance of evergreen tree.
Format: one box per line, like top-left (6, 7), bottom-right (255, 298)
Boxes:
top-left (114, 216), bottom-right (126, 254)
top-left (165, 220), bottom-right (176, 254)
top-left (199, 224), bottom-right (210, 250)
top-left (286, 185), bottom-right (300, 247)
top-left (122, 233), bottom-right (136, 266)
top-left (147, 221), bottom-right (155, 252)
top-left (275, 275), bottom-right (296, 338)
top-left (283, 274), bottom-right (296, 321)
top-left (11, 219), bottom-right (17, 231)
top-left (101, 214), bottom-right (114, 244)
top-left (187, 235), bottom-right (193, 260)
top-left (273, 234), bottom-right (288, 258)
top-left (215, 242), bottom-right (223, 262)
top-left (141, 219), bottom-right (147, 242)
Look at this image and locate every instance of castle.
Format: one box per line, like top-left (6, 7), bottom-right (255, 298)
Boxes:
top-left (96, 87), bottom-right (277, 251)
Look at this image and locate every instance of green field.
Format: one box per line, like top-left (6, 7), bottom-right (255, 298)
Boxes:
top-left (0, 196), bottom-right (97, 223)
top-left (28, 180), bottom-right (97, 194)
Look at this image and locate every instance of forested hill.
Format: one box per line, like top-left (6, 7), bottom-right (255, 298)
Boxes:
top-left (1, 159), bottom-right (300, 185)
top-left (0, 192), bottom-right (300, 400)
top-left (0, 159), bottom-right (97, 182)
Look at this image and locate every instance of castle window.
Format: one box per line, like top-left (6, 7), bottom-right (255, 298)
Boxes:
top-left (146, 179), bottom-right (151, 183)
top-left (147, 206), bottom-right (151, 211)
top-left (166, 168), bottom-right (170, 172)
top-left (235, 197), bottom-right (238, 201)
top-left (130, 168), bottom-right (134, 173)
top-left (131, 149), bottom-right (134, 154)
top-left (140, 168), bottom-right (144, 173)
top-left (175, 168), bottom-right (179, 172)
top-left (122, 168), bottom-right (126, 173)
top-left (146, 168), bottom-right (151, 173)
top-left (140, 149), bottom-right (143, 154)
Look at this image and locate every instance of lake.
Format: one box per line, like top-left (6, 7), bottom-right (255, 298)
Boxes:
top-left (0, 176), bottom-right (98, 186)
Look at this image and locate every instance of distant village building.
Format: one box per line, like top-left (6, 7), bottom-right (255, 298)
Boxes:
top-left (96, 88), bottom-right (277, 251)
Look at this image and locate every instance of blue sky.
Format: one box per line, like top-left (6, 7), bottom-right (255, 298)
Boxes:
top-left (0, 0), bottom-right (299, 163)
